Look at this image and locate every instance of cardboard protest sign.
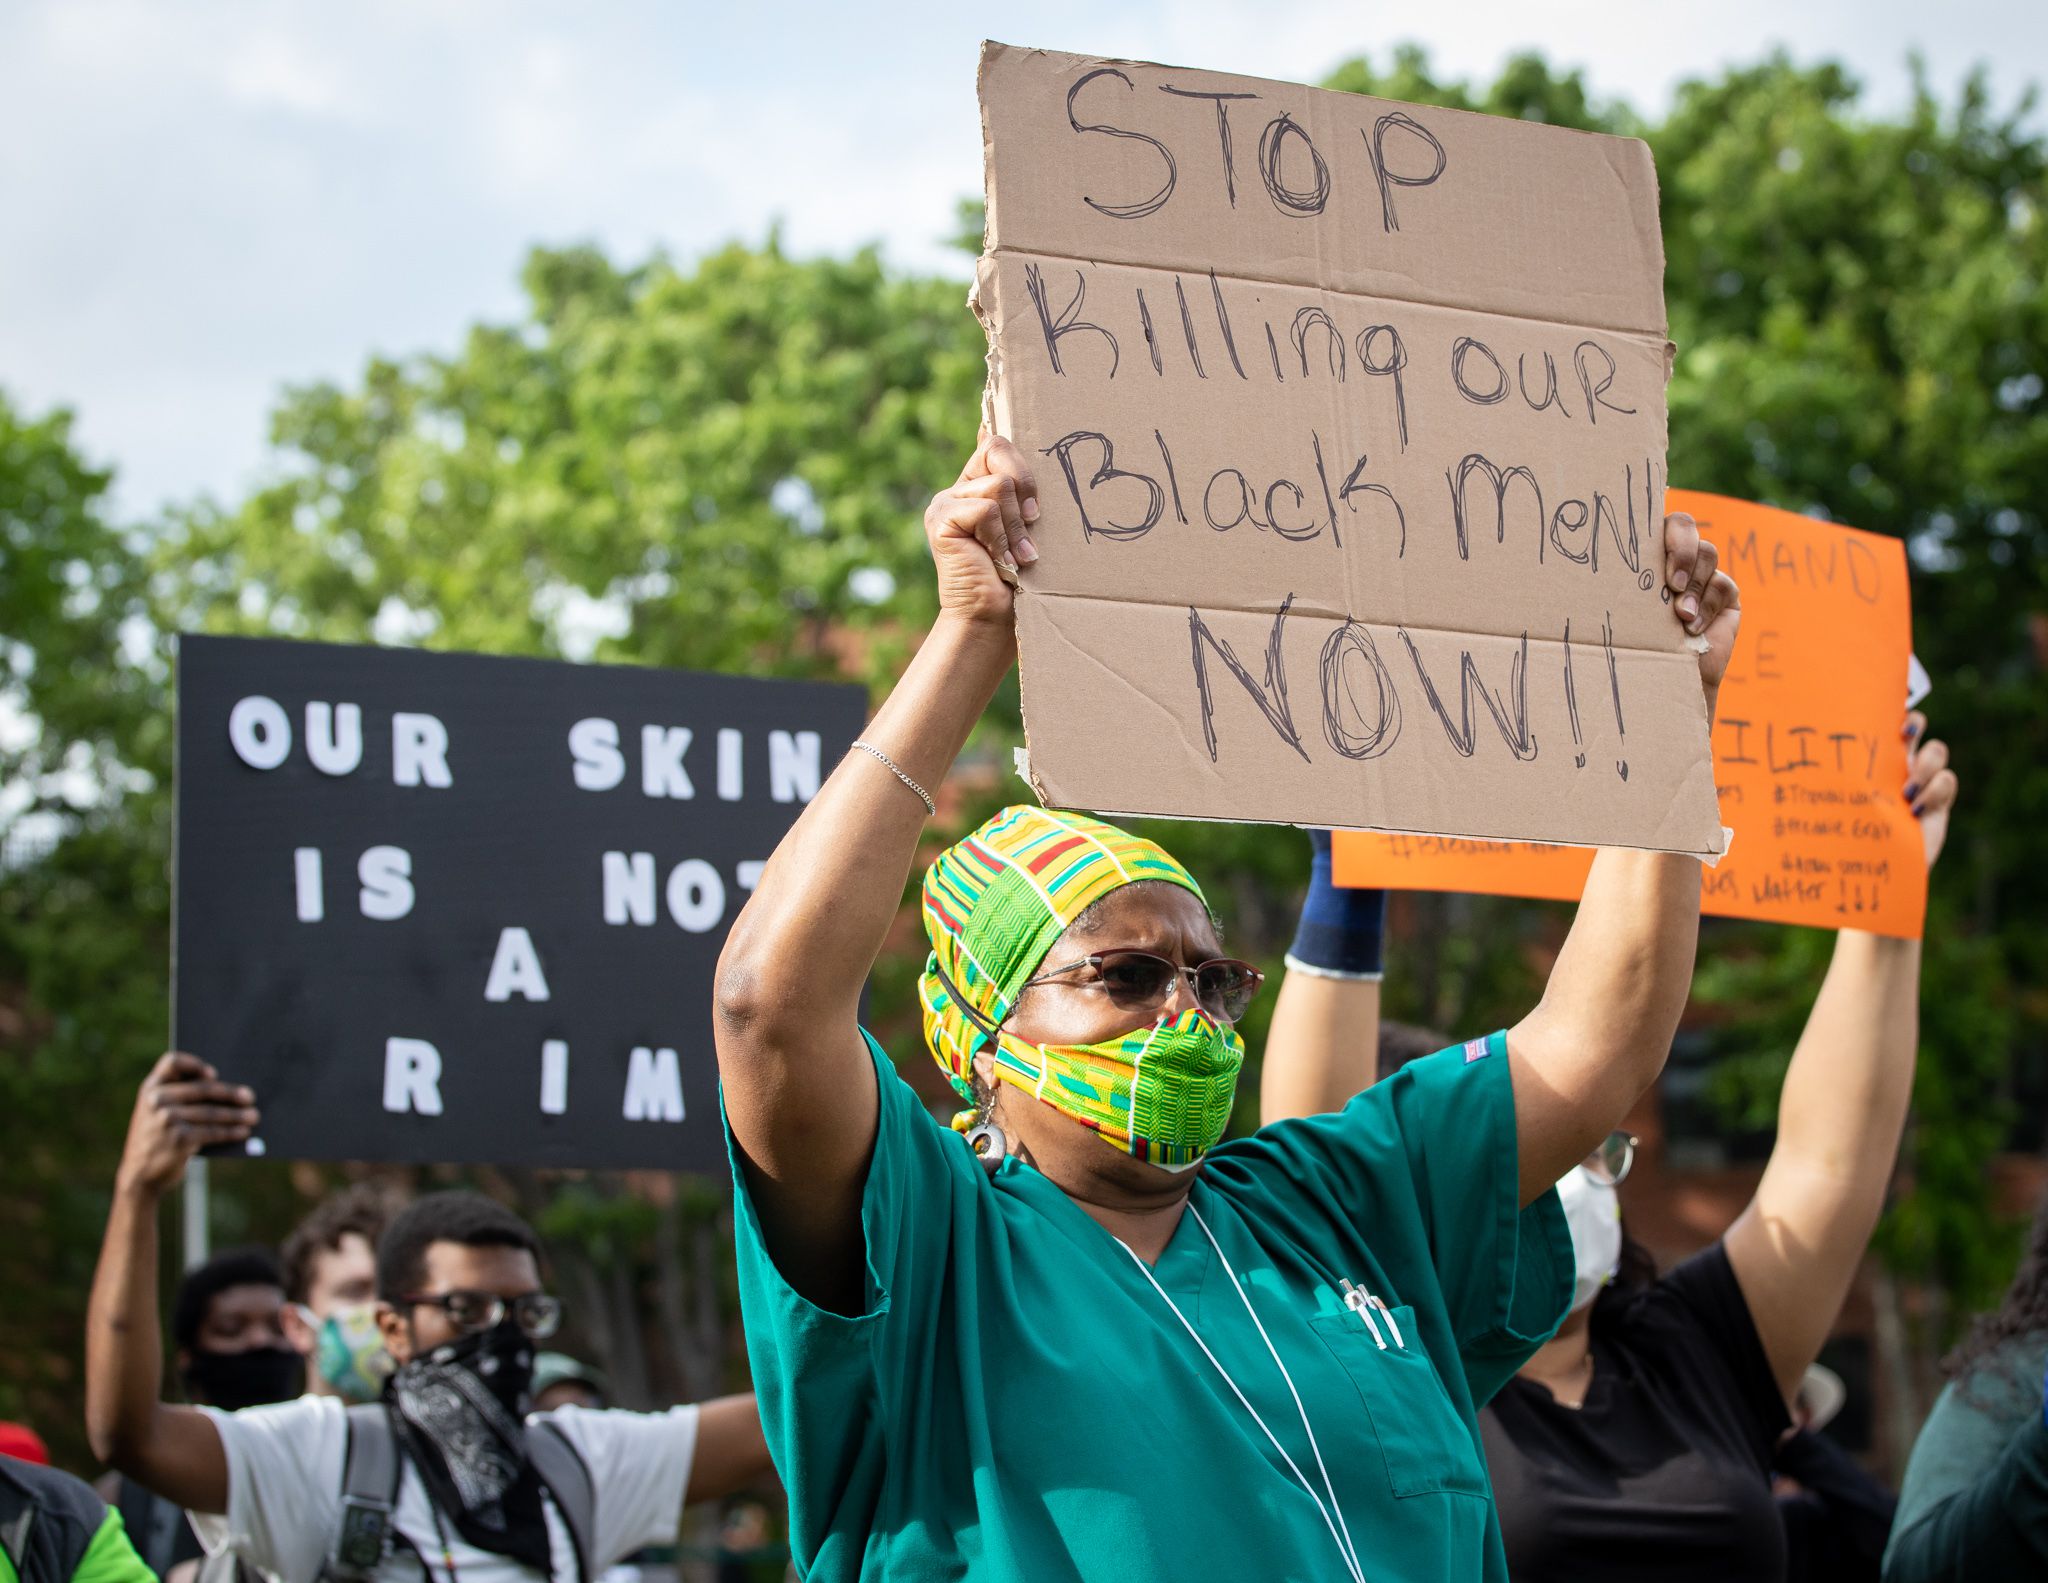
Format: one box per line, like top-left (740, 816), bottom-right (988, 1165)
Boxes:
top-left (174, 635), bottom-right (865, 1169)
top-left (1334, 493), bottom-right (1926, 937)
top-left (976, 42), bottom-right (1725, 857)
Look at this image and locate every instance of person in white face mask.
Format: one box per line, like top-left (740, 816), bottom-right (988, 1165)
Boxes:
top-left (1266, 710), bottom-right (1957, 1583)
top-left (1552, 1153), bottom-right (1625, 1316)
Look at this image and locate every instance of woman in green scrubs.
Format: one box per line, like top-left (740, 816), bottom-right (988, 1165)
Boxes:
top-left (713, 433), bottom-right (1743, 1583)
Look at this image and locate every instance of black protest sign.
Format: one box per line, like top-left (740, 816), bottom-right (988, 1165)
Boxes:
top-left (173, 635), bottom-right (865, 1170)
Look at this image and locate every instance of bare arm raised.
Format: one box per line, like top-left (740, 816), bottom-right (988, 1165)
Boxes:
top-left (1262, 969), bottom-right (1384, 1123)
top-left (1726, 715), bottom-right (1955, 1402)
top-left (685, 1393), bottom-right (777, 1504)
top-left (85, 1052), bottom-right (259, 1513)
top-left (1261, 832), bottom-right (1385, 1122)
top-left (1504, 511), bottom-right (1741, 1204)
top-left (713, 434), bottom-right (1038, 1314)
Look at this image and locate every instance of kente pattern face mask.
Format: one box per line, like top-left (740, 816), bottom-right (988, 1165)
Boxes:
top-left (989, 1006), bottom-right (1246, 1167)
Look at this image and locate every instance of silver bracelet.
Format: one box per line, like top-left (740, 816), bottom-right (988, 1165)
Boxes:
top-left (850, 740), bottom-right (936, 817)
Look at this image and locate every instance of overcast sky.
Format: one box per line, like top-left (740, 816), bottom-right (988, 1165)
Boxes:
top-left (2, 0), bottom-right (2040, 519)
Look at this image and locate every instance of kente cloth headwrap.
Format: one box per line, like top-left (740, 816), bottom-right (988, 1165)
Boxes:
top-left (918, 803), bottom-right (1207, 1094)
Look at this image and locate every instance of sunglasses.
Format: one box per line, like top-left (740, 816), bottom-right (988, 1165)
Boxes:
top-left (402, 1290), bottom-right (564, 1340)
top-left (1021, 949), bottom-right (1265, 1025)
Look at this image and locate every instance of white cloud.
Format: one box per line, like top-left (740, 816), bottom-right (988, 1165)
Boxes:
top-left (219, 32), bottom-right (358, 118)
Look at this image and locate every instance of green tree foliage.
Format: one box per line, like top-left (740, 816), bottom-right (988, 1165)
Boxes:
top-left (1656, 56), bottom-right (2047, 1320)
top-left (164, 240), bottom-right (987, 678)
top-left (0, 390), bottom-right (170, 1455)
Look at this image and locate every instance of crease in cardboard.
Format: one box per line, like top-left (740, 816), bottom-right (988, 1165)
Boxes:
top-left (1018, 585), bottom-right (1697, 662)
top-left (983, 243), bottom-right (1678, 349)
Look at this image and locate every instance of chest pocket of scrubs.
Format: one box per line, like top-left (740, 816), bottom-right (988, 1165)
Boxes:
top-left (1310, 1309), bottom-right (1490, 1500)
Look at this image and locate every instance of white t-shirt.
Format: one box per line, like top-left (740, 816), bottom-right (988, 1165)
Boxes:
top-left (191, 1396), bottom-right (700, 1583)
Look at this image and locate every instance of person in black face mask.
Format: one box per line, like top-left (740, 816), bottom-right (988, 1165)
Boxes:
top-left (88, 1057), bottom-right (775, 1583)
top-left (171, 1248), bottom-right (304, 1412)
top-left (107, 1246), bottom-right (303, 1579)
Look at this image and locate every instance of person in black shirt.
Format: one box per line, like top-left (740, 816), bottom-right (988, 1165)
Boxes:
top-left (1264, 712), bottom-right (1955, 1582)
top-left (1776, 1424), bottom-right (1896, 1582)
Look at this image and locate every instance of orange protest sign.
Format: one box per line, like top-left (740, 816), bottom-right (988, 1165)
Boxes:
top-left (1333, 491), bottom-right (1926, 937)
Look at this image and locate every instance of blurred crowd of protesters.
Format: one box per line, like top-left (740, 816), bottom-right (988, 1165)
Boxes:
top-left (0, 1085), bottom-right (781, 1583)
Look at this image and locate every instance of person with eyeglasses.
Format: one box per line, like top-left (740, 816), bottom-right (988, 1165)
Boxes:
top-left (711, 431), bottom-right (1742, 1583)
top-left (87, 1063), bottom-right (774, 1583)
top-left (1262, 714), bottom-right (1958, 1582)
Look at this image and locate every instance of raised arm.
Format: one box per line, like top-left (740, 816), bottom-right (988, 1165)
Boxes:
top-left (713, 434), bottom-right (1037, 1313)
top-left (684, 1393), bottom-right (777, 1505)
top-left (1505, 512), bottom-right (1740, 1204)
top-left (85, 1052), bottom-right (258, 1513)
top-left (1260, 831), bottom-right (1385, 1122)
top-left (1262, 972), bottom-right (1383, 1122)
top-left (1727, 717), bottom-right (1954, 1401)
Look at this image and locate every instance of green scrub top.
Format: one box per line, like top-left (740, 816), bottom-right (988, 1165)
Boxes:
top-left (727, 1029), bottom-right (1571, 1583)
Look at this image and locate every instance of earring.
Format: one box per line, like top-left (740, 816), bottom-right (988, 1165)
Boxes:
top-left (964, 1084), bottom-right (1007, 1174)
top-left (965, 1120), bottom-right (1008, 1173)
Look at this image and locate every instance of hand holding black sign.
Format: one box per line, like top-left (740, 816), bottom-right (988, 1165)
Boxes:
top-left (173, 636), bottom-right (865, 1170)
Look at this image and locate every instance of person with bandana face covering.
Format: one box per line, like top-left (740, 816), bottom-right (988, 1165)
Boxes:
top-left (1264, 717), bottom-right (1958, 1582)
top-left (87, 1068), bottom-right (778, 1583)
top-left (713, 432), bottom-right (1743, 1583)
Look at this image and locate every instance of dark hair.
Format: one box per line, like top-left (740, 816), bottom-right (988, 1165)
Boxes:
top-left (1590, 1226), bottom-right (1660, 1333)
top-left (280, 1185), bottom-right (394, 1305)
top-left (172, 1246), bottom-right (284, 1352)
top-left (1377, 1021), bottom-right (1452, 1082)
top-left (1943, 1185), bottom-right (2048, 1390)
top-left (376, 1189), bottom-right (542, 1301)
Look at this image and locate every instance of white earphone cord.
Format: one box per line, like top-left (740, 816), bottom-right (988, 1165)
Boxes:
top-left (1118, 1206), bottom-right (1369, 1583)
top-left (1192, 1207), bottom-right (1368, 1583)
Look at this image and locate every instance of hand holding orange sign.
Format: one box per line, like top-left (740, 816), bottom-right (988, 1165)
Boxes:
top-left (1334, 492), bottom-right (1928, 937)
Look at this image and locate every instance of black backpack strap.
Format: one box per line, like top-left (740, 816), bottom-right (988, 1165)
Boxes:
top-left (525, 1421), bottom-right (595, 1583)
top-left (322, 1402), bottom-right (403, 1582)
top-left (0, 1462), bottom-right (108, 1583)
top-left (0, 1498), bottom-right (32, 1582)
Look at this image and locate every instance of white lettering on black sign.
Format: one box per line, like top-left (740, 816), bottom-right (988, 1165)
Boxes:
top-left (173, 635), bottom-right (865, 1170)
